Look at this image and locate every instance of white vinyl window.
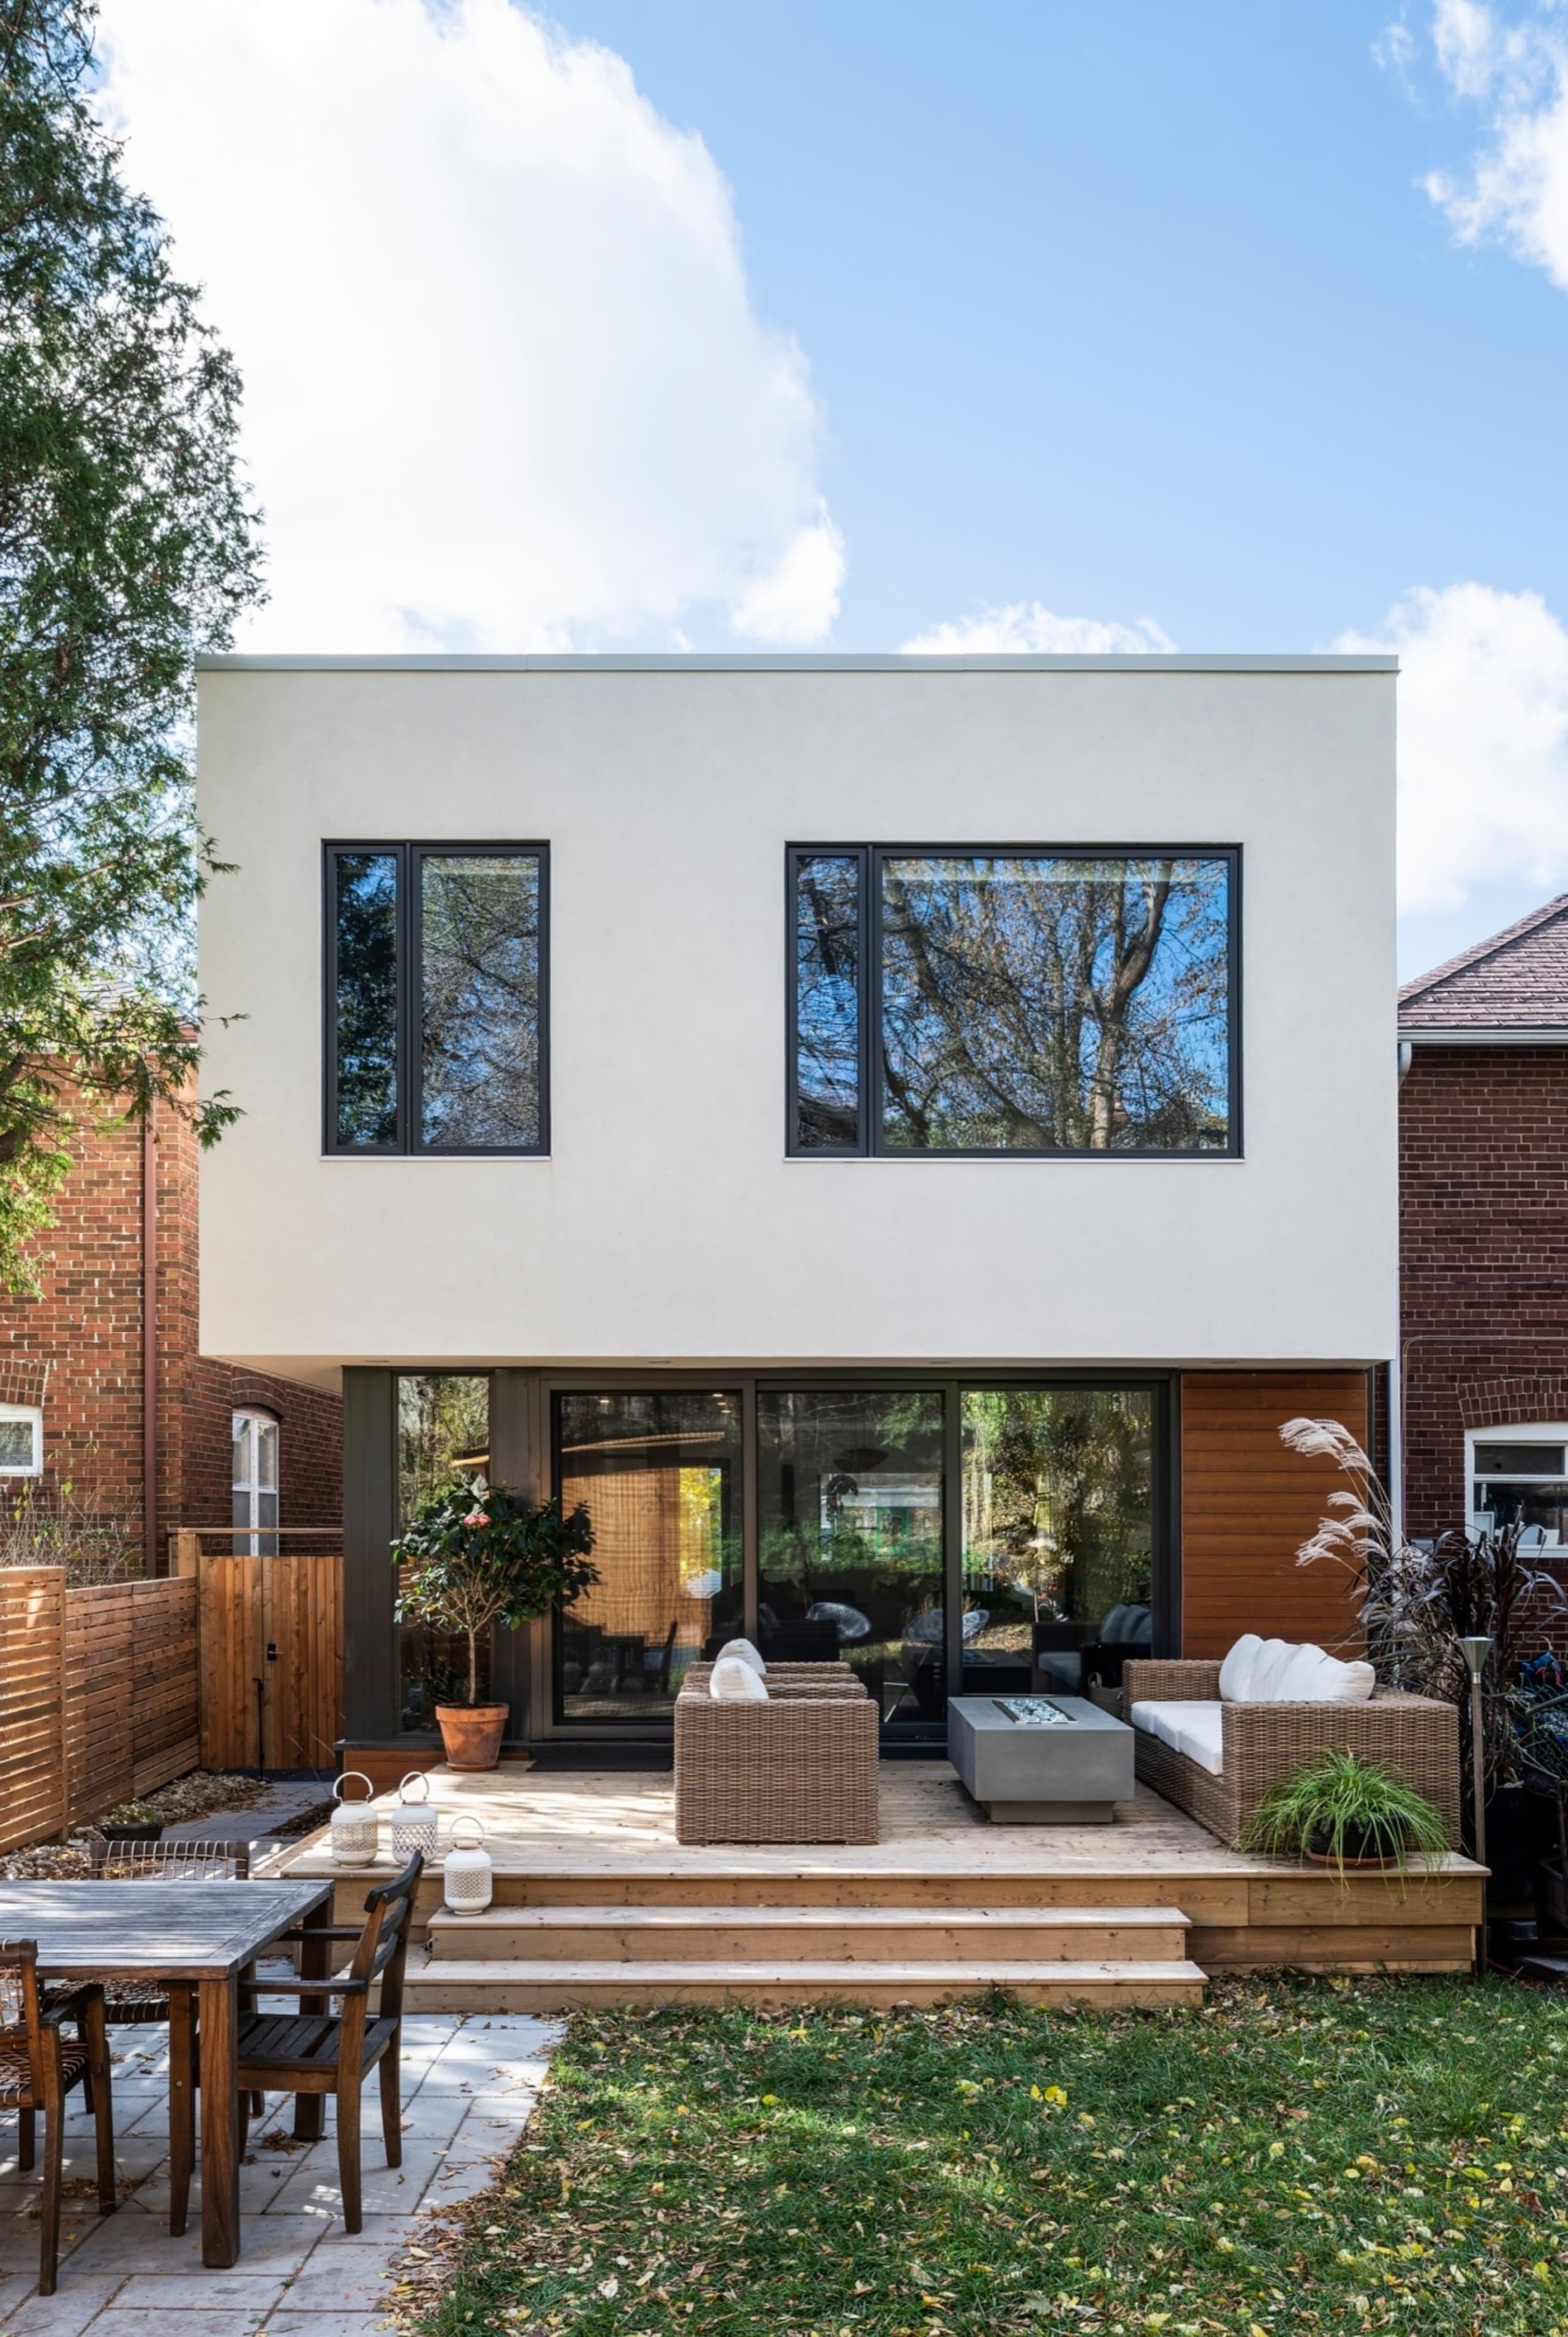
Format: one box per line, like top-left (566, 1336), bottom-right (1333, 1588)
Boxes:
top-left (1467, 1425), bottom-right (1568, 1547)
top-left (232, 1408), bottom-right (279, 1554)
top-left (0, 1405), bottom-right (42, 1476)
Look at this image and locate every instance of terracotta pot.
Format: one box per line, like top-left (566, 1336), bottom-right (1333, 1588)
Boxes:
top-left (435, 1702), bottom-right (510, 1770)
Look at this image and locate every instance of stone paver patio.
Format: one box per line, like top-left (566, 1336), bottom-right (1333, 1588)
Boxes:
top-left (0, 2012), bottom-right (560, 2337)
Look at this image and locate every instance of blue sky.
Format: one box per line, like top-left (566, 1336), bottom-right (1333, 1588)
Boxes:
top-left (96, 0), bottom-right (1568, 981)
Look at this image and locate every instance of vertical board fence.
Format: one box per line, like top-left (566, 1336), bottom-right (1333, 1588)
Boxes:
top-left (171, 1532), bottom-right (344, 1772)
top-left (0, 1568), bottom-right (198, 1854)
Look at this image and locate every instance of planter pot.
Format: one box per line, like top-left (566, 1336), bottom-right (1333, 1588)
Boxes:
top-left (1482, 1781), bottom-right (1537, 1907)
top-left (435, 1702), bottom-right (509, 1770)
top-left (1304, 1822), bottom-right (1412, 1870)
top-left (99, 1820), bottom-right (163, 1844)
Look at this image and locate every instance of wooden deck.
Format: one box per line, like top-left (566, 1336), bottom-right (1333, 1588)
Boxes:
top-left (273, 1763), bottom-right (1483, 2007)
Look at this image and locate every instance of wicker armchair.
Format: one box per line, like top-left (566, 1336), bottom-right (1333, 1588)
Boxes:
top-left (674, 1685), bottom-right (879, 1844)
top-left (1124, 1658), bottom-right (1463, 1848)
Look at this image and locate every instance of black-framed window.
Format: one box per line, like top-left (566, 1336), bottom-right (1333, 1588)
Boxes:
top-left (788, 845), bottom-right (1239, 1157)
top-left (325, 843), bottom-right (548, 1155)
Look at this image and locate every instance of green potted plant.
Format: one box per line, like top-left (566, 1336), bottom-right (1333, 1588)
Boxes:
top-left (98, 1798), bottom-right (163, 1844)
top-left (1240, 1750), bottom-right (1450, 1879)
top-left (391, 1478), bottom-right (597, 1770)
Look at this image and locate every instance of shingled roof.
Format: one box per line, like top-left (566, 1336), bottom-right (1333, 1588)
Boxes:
top-left (1399, 893), bottom-right (1568, 1035)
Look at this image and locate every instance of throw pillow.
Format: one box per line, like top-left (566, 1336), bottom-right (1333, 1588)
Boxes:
top-left (1246, 1638), bottom-right (1295, 1701)
top-left (1218, 1632), bottom-right (1264, 1702)
top-left (709, 1655), bottom-right (768, 1701)
top-left (716, 1637), bottom-right (767, 1675)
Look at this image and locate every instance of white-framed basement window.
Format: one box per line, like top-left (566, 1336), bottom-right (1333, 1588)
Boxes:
top-left (1466, 1425), bottom-right (1568, 1547)
top-left (0, 1405), bottom-right (42, 1476)
top-left (232, 1408), bottom-right (279, 1555)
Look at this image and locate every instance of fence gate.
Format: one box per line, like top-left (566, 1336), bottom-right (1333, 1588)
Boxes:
top-left (182, 1539), bottom-right (344, 1772)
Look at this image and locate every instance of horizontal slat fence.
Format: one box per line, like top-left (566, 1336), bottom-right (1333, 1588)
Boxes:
top-left (0, 1569), bottom-right (199, 1854)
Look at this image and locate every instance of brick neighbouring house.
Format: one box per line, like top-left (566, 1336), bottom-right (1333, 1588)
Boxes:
top-left (1398, 893), bottom-right (1568, 1566)
top-left (0, 1084), bottom-right (341, 1569)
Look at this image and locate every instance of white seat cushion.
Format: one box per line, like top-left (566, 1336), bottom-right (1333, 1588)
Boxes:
top-left (1272, 1643), bottom-right (1376, 1703)
top-left (1218, 1633), bottom-right (1264, 1702)
top-left (1131, 1699), bottom-right (1224, 1776)
top-left (1168, 1704), bottom-right (1225, 1775)
top-left (709, 1656), bottom-right (767, 1700)
top-left (715, 1637), bottom-right (766, 1675)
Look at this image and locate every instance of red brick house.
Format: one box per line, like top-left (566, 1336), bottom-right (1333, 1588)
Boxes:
top-left (1398, 895), bottom-right (1568, 1550)
top-left (0, 1089), bottom-right (341, 1570)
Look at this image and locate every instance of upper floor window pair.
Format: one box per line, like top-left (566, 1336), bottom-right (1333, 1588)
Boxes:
top-left (325, 842), bottom-right (1238, 1159)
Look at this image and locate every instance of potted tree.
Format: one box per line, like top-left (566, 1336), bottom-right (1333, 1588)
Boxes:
top-left (1240, 1750), bottom-right (1450, 1881)
top-left (392, 1478), bottom-right (597, 1770)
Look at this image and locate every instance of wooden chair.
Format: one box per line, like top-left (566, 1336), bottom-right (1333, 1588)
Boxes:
top-left (0, 1940), bottom-right (116, 2295)
top-left (231, 1853), bottom-right (423, 2233)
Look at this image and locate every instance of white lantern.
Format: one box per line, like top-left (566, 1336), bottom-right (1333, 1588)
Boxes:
top-left (443, 1815), bottom-right (492, 1914)
top-left (330, 1773), bottom-right (378, 1867)
top-left (391, 1770), bottom-right (439, 1865)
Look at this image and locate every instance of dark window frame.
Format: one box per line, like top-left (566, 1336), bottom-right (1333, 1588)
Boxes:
top-left (323, 840), bottom-right (551, 1158)
top-left (786, 841), bottom-right (1242, 1160)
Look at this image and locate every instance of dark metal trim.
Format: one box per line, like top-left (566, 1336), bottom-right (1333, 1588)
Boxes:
top-left (784, 842), bottom-right (1243, 1161)
top-left (323, 840), bottom-right (550, 1158)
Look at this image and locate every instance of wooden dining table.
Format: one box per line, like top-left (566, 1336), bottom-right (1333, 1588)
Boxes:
top-left (0, 1875), bottom-right (334, 2267)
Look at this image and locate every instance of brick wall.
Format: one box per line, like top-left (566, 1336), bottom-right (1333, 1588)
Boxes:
top-left (1399, 1044), bottom-right (1568, 1539)
top-left (0, 1089), bottom-right (341, 1565)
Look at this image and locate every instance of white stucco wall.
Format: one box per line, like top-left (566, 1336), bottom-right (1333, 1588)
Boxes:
top-left (195, 656), bottom-right (1397, 1386)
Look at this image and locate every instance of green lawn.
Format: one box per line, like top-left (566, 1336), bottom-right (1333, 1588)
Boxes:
top-left (415, 1977), bottom-right (1568, 2337)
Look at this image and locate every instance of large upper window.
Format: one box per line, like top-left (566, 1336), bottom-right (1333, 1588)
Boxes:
top-left (788, 846), bottom-right (1238, 1157)
top-left (325, 844), bottom-right (547, 1154)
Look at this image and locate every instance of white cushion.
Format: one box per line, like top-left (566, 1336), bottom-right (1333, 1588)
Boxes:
top-left (709, 1656), bottom-right (767, 1701)
top-left (715, 1638), bottom-right (766, 1675)
top-left (1167, 1704), bottom-right (1225, 1776)
top-left (1130, 1699), bottom-right (1225, 1776)
top-left (1272, 1643), bottom-right (1376, 1703)
top-left (1218, 1633), bottom-right (1264, 1702)
top-left (1247, 1638), bottom-right (1295, 1702)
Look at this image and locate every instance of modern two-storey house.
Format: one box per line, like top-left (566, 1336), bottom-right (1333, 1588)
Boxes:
top-left (195, 651), bottom-right (1397, 1770)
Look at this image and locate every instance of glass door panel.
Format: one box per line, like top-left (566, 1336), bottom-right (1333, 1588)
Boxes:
top-left (961, 1387), bottom-right (1155, 1696)
top-left (396, 1373), bottom-right (492, 1731)
top-left (757, 1389), bottom-right (946, 1740)
top-left (556, 1391), bottom-right (744, 1721)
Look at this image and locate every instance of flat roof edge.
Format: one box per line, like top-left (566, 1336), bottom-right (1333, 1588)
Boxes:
top-left (195, 651), bottom-right (1398, 674)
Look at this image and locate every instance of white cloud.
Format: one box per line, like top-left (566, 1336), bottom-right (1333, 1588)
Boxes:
top-left (1338, 582), bottom-right (1568, 911)
top-left (1420, 0), bottom-right (1568, 287)
top-left (94, 0), bottom-right (842, 651)
top-left (898, 602), bottom-right (1176, 655)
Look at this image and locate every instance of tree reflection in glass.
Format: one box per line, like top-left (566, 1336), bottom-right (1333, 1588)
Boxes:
top-left (962, 1388), bottom-right (1155, 1693)
top-left (881, 855), bottom-right (1231, 1152)
top-left (793, 853), bottom-right (861, 1149)
top-left (420, 855), bottom-right (541, 1149)
top-left (396, 1373), bottom-right (491, 1729)
top-left (757, 1390), bottom-right (946, 1735)
top-left (333, 852), bottom-right (399, 1147)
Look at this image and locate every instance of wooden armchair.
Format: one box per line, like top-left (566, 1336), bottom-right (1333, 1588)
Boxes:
top-left (0, 1939), bottom-right (115, 2295)
top-left (229, 1853), bottom-right (423, 2233)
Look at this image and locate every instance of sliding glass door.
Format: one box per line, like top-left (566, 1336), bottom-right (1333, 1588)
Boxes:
top-left (554, 1390), bottom-right (744, 1720)
top-left (756, 1389), bottom-right (946, 1741)
top-left (549, 1375), bottom-right (1164, 1739)
top-left (960, 1387), bottom-right (1156, 1697)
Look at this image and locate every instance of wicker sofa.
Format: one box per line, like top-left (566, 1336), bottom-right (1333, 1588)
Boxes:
top-left (1124, 1658), bottom-right (1462, 1849)
top-left (674, 1672), bottom-right (878, 1845)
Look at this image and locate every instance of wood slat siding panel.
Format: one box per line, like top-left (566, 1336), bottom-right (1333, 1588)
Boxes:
top-left (0, 1571), bottom-right (200, 1848)
top-left (0, 1569), bottom-right (66, 1851)
top-left (1180, 1372), bottom-right (1368, 1659)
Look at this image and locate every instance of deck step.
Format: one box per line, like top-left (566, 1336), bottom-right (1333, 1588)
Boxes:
top-left (426, 1903), bottom-right (1191, 1963)
top-left (403, 1955), bottom-right (1208, 2012)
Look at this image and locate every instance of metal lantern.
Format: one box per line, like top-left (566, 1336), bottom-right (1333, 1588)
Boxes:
top-left (330, 1772), bottom-right (379, 1867)
top-left (443, 1814), bottom-right (492, 1914)
top-left (391, 1770), bottom-right (440, 1865)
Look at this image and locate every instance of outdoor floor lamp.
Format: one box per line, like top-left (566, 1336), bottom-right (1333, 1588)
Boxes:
top-left (1460, 1633), bottom-right (1491, 1972)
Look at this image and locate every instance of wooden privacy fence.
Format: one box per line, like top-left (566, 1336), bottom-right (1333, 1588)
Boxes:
top-left (0, 1568), bottom-right (199, 1854)
top-left (169, 1530), bottom-right (344, 1773)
